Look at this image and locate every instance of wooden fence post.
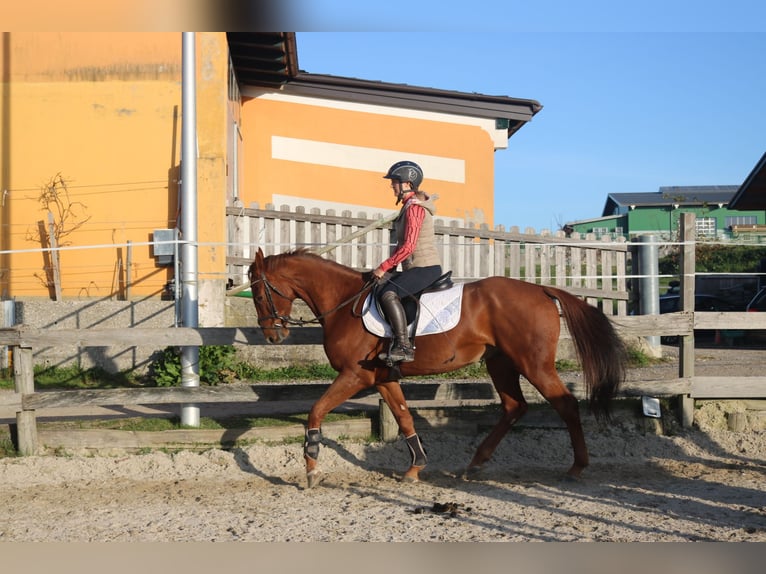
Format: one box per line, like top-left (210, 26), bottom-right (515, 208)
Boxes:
top-left (678, 213), bottom-right (696, 427)
top-left (12, 345), bottom-right (38, 455)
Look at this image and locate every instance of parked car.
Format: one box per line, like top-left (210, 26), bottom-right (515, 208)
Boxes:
top-left (658, 294), bottom-right (736, 343)
top-left (658, 294), bottom-right (735, 314)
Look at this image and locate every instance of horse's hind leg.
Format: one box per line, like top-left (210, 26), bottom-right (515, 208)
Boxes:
top-left (375, 381), bottom-right (426, 483)
top-left (525, 365), bottom-right (588, 478)
top-left (466, 354), bottom-right (528, 474)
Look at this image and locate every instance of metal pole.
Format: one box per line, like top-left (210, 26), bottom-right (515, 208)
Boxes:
top-left (637, 234), bottom-right (660, 349)
top-left (125, 240), bottom-right (132, 301)
top-left (180, 32), bottom-right (200, 427)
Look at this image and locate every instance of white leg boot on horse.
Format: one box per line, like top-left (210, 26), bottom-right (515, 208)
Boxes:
top-left (303, 372), bottom-right (372, 488)
top-left (304, 427), bottom-right (323, 487)
top-left (376, 381), bottom-right (426, 482)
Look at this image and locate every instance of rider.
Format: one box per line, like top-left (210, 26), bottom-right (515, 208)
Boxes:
top-left (373, 160), bottom-right (443, 363)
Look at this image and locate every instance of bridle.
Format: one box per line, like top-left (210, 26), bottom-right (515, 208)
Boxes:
top-left (250, 272), bottom-right (296, 328)
top-left (250, 269), bottom-right (375, 328)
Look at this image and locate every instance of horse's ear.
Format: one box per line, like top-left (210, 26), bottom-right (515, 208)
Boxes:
top-left (255, 247), bottom-right (265, 269)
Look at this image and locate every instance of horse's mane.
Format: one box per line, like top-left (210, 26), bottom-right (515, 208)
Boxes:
top-left (249, 248), bottom-right (363, 281)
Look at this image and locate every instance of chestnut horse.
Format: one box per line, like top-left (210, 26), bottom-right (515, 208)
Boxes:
top-left (248, 248), bottom-right (627, 488)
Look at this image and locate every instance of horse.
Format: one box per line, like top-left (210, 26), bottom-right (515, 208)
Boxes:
top-left (248, 248), bottom-right (627, 488)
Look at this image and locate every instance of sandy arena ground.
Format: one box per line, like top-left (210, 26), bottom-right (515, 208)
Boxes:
top-left (0, 346), bottom-right (764, 542)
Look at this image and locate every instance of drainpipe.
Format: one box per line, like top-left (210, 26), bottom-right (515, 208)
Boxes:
top-left (180, 32), bottom-right (200, 427)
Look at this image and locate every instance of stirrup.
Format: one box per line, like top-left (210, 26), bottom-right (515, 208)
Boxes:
top-left (378, 342), bottom-right (415, 365)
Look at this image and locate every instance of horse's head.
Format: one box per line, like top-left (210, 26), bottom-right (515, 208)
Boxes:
top-left (248, 248), bottom-right (294, 344)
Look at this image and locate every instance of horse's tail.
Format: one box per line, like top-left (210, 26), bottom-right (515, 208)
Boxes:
top-left (543, 286), bottom-right (627, 420)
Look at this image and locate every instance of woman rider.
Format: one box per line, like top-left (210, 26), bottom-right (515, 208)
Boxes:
top-left (372, 160), bottom-right (443, 363)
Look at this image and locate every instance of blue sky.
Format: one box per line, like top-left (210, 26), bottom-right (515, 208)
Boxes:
top-left (293, 7), bottom-right (766, 232)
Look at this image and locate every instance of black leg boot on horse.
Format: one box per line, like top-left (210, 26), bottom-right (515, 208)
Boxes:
top-left (378, 291), bottom-right (415, 364)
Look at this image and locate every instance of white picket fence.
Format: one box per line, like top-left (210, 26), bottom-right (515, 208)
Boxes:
top-left (226, 204), bottom-right (631, 316)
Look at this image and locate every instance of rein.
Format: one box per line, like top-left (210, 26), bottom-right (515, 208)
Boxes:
top-left (252, 271), bottom-right (375, 327)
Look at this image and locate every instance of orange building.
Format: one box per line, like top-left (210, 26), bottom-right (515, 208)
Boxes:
top-left (0, 32), bottom-right (541, 325)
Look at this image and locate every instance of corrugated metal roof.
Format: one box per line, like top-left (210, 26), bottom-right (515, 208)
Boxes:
top-left (606, 186), bottom-right (739, 210)
top-left (657, 185), bottom-right (740, 203)
top-left (609, 185), bottom-right (737, 206)
top-left (602, 185), bottom-right (741, 217)
top-left (227, 32), bottom-right (298, 88)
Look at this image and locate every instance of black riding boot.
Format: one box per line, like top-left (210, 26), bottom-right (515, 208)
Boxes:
top-left (378, 291), bottom-right (415, 363)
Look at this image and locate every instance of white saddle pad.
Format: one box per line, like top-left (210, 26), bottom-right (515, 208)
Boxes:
top-left (361, 283), bottom-right (464, 337)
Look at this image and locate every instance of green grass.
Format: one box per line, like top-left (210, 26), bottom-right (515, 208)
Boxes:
top-left (0, 436), bottom-right (19, 458)
top-left (626, 346), bottom-right (662, 367)
top-left (236, 363), bottom-right (339, 381)
top-left (0, 364), bottom-right (141, 391)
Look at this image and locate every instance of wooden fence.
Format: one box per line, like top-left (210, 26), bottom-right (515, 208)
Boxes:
top-left (226, 204), bottom-right (631, 315)
top-left (2, 213), bottom-right (765, 456)
top-left (3, 309), bottom-right (766, 456)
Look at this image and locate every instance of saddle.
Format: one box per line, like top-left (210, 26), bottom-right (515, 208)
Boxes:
top-left (373, 271), bottom-right (454, 331)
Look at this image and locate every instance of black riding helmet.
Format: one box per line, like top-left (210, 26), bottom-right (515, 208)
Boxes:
top-left (383, 160), bottom-right (423, 190)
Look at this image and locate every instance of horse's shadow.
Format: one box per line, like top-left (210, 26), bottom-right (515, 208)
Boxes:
top-left (226, 428), bottom-right (398, 489)
top-left (266, 423), bottom-right (764, 539)
top-left (229, 447), bottom-right (296, 487)
top-left (415, 423), bottom-right (766, 540)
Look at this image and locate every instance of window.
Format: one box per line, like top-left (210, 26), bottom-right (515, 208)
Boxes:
top-left (592, 227), bottom-right (609, 239)
top-left (726, 215), bottom-right (757, 228)
top-left (695, 217), bottom-right (716, 238)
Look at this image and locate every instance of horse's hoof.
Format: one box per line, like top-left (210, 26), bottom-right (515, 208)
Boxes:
top-left (306, 469), bottom-right (324, 488)
top-left (462, 465), bottom-right (483, 479)
top-left (401, 464), bottom-right (425, 483)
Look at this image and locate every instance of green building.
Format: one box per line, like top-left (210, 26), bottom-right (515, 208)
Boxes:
top-left (566, 185), bottom-right (766, 242)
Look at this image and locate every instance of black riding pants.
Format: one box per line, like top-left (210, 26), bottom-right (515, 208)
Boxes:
top-left (379, 265), bottom-right (442, 299)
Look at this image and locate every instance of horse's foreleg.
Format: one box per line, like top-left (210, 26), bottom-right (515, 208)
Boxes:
top-left (304, 373), bottom-right (369, 488)
top-left (376, 381), bottom-right (426, 483)
top-left (467, 356), bottom-right (527, 474)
